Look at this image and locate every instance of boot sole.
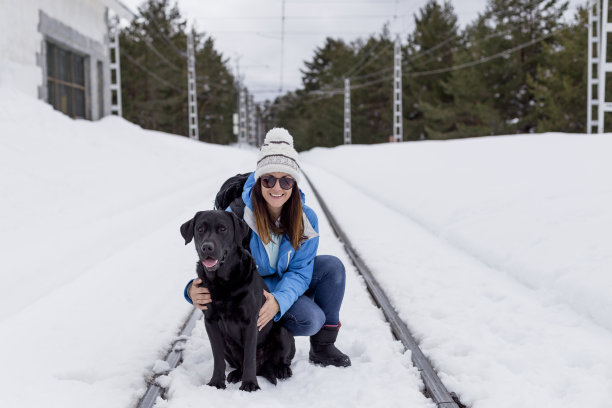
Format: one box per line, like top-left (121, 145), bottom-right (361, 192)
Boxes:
top-left (309, 355), bottom-right (352, 368)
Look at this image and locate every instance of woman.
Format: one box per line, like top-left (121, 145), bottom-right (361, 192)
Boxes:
top-left (184, 127), bottom-right (351, 368)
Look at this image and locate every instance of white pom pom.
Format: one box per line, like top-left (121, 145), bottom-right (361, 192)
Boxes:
top-left (264, 128), bottom-right (294, 146)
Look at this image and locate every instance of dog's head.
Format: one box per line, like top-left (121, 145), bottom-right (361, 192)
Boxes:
top-left (180, 210), bottom-right (250, 280)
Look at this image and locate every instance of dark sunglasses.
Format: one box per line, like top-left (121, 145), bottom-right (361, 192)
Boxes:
top-left (261, 175), bottom-right (295, 190)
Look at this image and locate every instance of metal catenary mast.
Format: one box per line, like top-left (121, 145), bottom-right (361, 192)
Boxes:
top-left (344, 78), bottom-right (351, 144)
top-left (393, 35), bottom-right (403, 142)
top-left (238, 87), bottom-right (248, 144)
top-left (596, 0), bottom-right (612, 133)
top-left (187, 33), bottom-right (199, 140)
top-left (108, 13), bottom-right (123, 117)
top-left (587, 0), bottom-right (601, 133)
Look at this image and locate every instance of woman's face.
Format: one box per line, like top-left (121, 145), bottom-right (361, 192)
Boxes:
top-left (260, 172), bottom-right (294, 215)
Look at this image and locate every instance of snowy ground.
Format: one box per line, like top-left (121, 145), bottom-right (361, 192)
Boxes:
top-left (1, 80), bottom-right (611, 408)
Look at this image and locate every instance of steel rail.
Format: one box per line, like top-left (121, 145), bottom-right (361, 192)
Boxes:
top-left (135, 172), bottom-right (464, 408)
top-left (135, 307), bottom-right (202, 408)
top-left (302, 171), bottom-right (464, 408)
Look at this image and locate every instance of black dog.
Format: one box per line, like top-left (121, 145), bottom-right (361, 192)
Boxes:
top-left (180, 210), bottom-right (295, 391)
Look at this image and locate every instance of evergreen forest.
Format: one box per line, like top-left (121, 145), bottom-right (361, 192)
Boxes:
top-left (119, 0), bottom-right (602, 151)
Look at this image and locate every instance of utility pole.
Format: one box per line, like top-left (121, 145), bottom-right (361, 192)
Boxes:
top-left (344, 78), bottom-right (351, 144)
top-left (107, 13), bottom-right (122, 117)
top-left (393, 35), bottom-right (403, 142)
top-left (597, 0), bottom-right (612, 133)
top-left (248, 94), bottom-right (257, 146)
top-left (187, 32), bottom-right (199, 140)
top-left (279, 0), bottom-right (286, 92)
top-left (257, 112), bottom-right (264, 147)
top-left (238, 87), bottom-right (248, 144)
top-left (588, 0), bottom-right (601, 133)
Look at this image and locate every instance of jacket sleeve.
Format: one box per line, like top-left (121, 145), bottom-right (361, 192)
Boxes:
top-left (184, 278), bottom-right (195, 304)
top-left (271, 208), bottom-right (320, 321)
top-left (271, 235), bottom-right (319, 321)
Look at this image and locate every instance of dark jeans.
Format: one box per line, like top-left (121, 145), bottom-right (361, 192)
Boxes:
top-left (280, 255), bottom-right (346, 336)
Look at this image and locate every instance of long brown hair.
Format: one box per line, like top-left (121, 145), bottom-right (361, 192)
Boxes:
top-left (252, 179), bottom-right (304, 249)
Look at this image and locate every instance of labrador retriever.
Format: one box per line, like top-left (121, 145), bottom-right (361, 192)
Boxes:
top-left (180, 210), bottom-right (295, 392)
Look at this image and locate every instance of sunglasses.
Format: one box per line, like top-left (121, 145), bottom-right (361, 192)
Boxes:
top-left (261, 175), bottom-right (295, 190)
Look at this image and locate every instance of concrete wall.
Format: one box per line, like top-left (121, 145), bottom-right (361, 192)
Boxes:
top-left (0, 0), bottom-right (126, 120)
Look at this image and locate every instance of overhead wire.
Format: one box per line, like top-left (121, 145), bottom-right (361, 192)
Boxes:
top-left (408, 29), bottom-right (561, 78)
top-left (122, 49), bottom-right (185, 92)
top-left (322, 25), bottom-right (532, 95)
top-left (132, 32), bottom-right (184, 72)
top-left (297, 25), bottom-right (568, 97)
top-left (138, 6), bottom-right (187, 59)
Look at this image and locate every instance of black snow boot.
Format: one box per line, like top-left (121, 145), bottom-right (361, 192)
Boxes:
top-left (309, 323), bottom-right (351, 367)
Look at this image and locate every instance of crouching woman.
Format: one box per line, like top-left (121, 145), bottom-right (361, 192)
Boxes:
top-left (184, 128), bottom-right (350, 367)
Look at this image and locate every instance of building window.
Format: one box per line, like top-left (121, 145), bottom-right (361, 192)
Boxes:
top-left (46, 41), bottom-right (86, 119)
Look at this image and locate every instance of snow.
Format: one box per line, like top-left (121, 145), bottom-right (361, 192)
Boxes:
top-left (1, 81), bottom-right (611, 408)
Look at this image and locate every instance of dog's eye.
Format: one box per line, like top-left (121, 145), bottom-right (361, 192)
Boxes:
top-left (197, 227), bottom-right (204, 233)
top-left (218, 226), bottom-right (227, 232)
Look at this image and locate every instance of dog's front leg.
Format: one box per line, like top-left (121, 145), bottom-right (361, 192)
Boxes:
top-left (204, 318), bottom-right (226, 389)
top-left (239, 319), bottom-right (260, 392)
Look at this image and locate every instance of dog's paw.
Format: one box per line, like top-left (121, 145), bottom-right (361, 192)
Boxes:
top-left (227, 369), bottom-right (242, 384)
top-left (263, 372), bottom-right (277, 385)
top-left (239, 380), bottom-right (260, 392)
top-left (258, 364), bottom-right (277, 385)
top-left (207, 377), bottom-right (226, 389)
top-left (275, 364), bottom-right (292, 379)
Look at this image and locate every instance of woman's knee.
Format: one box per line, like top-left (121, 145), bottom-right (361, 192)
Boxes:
top-left (306, 307), bottom-right (326, 335)
top-left (314, 255), bottom-right (346, 286)
top-left (281, 298), bottom-right (326, 336)
top-left (283, 310), bottom-right (325, 336)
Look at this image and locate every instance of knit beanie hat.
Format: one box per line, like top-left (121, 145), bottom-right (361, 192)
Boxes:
top-left (254, 128), bottom-right (300, 183)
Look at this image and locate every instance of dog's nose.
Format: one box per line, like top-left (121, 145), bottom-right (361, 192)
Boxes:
top-left (201, 241), bottom-right (215, 253)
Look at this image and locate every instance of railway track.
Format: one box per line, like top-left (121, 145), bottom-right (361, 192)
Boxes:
top-left (135, 172), bottom-right (466, 408)
top-left (303, 172), bottom-right (465, 408)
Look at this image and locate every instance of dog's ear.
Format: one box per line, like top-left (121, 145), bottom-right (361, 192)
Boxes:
top-left (228, 211), bottom-right (250, 248)
top-left (180, 216), bottom-right (195, 245)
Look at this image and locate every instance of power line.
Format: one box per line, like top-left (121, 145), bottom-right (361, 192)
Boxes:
top-left (138, 6), bottom-right (187, 59)
top-left (133, 32), bottom-right (184, 72)
top-left (195, 14), bottom-right (408, 20)
top-left (122, 50), bottom-right (185, 92)
top-left (305, 26), bottom-right (567, 96)
top-left (325, 26), bottom-right (529, 92)
top-left (341, 40), bottom-right (392, 79)
top-left (408, 29), bottom-right (561, 78)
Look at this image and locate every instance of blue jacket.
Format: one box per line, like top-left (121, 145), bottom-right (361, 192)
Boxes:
top-left (185, 172), bottom-right (320, 322)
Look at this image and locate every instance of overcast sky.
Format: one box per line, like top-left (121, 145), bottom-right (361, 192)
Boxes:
top-left (121, 0), bottom-right (585, 102)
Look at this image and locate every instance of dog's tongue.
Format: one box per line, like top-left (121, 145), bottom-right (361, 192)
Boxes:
top-left (203, 257), bottom-right (218, 268)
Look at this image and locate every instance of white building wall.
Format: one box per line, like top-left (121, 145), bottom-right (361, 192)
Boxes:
top-left (0, 0), bottom-right (132, 119)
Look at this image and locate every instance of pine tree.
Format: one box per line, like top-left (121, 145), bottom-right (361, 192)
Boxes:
top-left (349, 32), bottom-right (395, 144)
top-left (120, 0), bottom-right (188, 135)
top-left (404, 0), bottom-right (460, 140)
top-left (454, 0), bottom-right (569, 135)
top-left (119, 0), bottom-right (236, 141)
top-left (194, 35), bottom-right (237, 144)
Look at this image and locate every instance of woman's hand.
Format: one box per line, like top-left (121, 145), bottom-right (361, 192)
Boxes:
top-left (257, 290), bottom-right (280, 331)
top-left (189, 278), bottom-right (212, 310)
